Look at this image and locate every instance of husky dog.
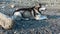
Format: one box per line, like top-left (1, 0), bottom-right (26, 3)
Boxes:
top-left (13, 3), bottom-right (47, 20)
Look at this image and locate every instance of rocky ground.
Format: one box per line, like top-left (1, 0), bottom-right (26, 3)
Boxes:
top-left (0, 8), bottom-right (60, 34)
top-left (0, 3), bottom-right (60, 34)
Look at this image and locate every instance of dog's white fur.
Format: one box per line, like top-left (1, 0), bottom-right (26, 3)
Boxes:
top-left (39, 7), bottom-right (46, 11)
top-left (14, 12), bottom-right (21, 16)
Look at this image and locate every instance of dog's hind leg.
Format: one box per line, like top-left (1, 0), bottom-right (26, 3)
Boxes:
top-left (12, 11), bottom-right (22, 20)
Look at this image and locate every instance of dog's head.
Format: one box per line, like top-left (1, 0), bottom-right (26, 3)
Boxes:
top-left (34, 3), bottom-right (46, 11)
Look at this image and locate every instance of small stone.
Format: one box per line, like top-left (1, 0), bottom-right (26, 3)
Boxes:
top-left (14, 31), bottom-right (17, 34)
top-left (10, 4), bottom-right (15, 8)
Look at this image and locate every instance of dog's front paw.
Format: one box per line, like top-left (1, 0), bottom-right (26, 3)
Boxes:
top-left (35, 15), bottom-right (48, 20)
